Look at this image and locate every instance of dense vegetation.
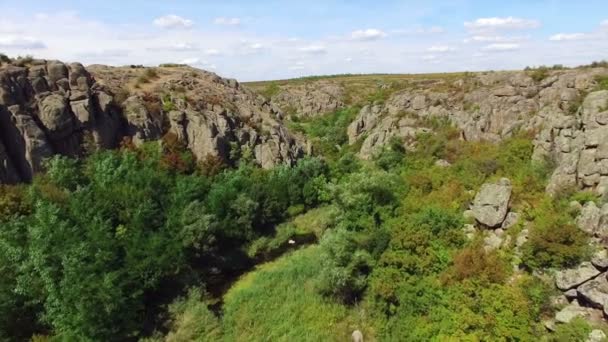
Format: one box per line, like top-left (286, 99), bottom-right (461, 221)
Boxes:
top-left (0, 108), bottom-right (605, 341)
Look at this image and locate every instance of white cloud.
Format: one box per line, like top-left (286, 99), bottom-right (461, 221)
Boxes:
top-left (204, 49), bottom-right (221, 56)
top-left (351, 28), bottom-right (387, 41)
top-left (180, 57), bottom-right (202, 65)
top-left (288, 65), bottom-right (305, 71)
top-left (482, 43), bottom-right (520, 51)
top-left (249, 43), bottom-right (263, 49)
top-left (345, 57), bottom-right (353, 62)
top-left (464, 35), bottom-right (527, 43)
top-left (0, 35), bottom-right (46, 49)
top-left (214, 17), bottom-right (241, 26)
top-left (427, 45), bottom-right (455, 53)
top-left (170, 42), bottom-right (198, 51)
top-left (601, 20), bottom-right (608, 28)
top-left (391, 26), bottom-right (445, 35)
top-left (465, 17), bottom-right (540, 32)
top-left (153, 15), bottom-right (194, 29)
top-left (549, 33), bottom-right (587, 41)
top-left (298, 45), bottom-right (327, 54)
top-left (422, 55), bottom-right (437, 61)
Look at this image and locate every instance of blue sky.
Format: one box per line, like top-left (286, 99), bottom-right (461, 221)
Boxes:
top-left (1, 1), bottom-right (607, 81)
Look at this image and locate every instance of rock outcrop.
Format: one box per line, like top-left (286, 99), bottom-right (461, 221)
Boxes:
top-left (270, 81), bottom-right (344, 118)
top-left (0, 60), bottom-right (305, 183)
top-left (471, 178), bottom-right (513, 228)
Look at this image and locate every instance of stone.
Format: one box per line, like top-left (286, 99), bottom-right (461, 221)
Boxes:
top-left (555, 262), bottom-right (601, 290)
top-left (493, 86), bottom-right (518, 97)
top-left (483, 231), bottom-right (503, 252)
top-left (555, 300), bottom-right (589, 324)
top-left (435, 159), bottom-right (451, 167)
top-left (597, 204), bottom-right (608, 239)
top-left (516, 228), bottom-right (529, 248)
top-left (501, 212), bottom-right (519, 229)
top-left (587, 329), bottom-right (607, 342)
top-left (463, 224), bottom-right (476, 240)
top-left (471, 178), bottom-right (512, 228)
top-left (564, 289), bottom-right (579, 299)
top-left (577, 274), bottom-right (608, 310)
top-left (37, 93), bottom-right (74, 140)
top-left (592, 249), bottom-right (608, 269)
top-left (576, 202), bottom-right (601, 234)
top-left (352, 330), bottom-right (363, 342)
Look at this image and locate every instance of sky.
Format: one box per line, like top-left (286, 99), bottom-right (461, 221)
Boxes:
top-left (0, 0), bottom-right (607, 81)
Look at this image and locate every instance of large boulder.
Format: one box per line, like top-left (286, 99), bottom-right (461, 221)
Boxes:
top-left (38, 93), bottom-right (74, 140)
top-left (555, 300), bottom-right (591, 324)
top-left (577, 274), bottom-right (608, 312)
top-left (471, 178), bottom-right (512, 228)
top-left (123, 96), bottom-right (163, 145)
top-left (577, 202), bottom-right (601, 234)
top-left (555, 262), bottom-right (602, 291)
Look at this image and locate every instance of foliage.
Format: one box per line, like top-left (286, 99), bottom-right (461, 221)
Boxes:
top-left (222, 246), bottom-right (364, 342)
top-left (596, 75), bottom-right (608, 91)
top-left (521, 198), bottom-right (590, 269)
top-left (0, 146), bottom-right (329, 341)
top-left (161, 289), bottom-right (222, 342)
top-left (289, 107), bottom-right (359, 160)
top-left (549, 317), bottom-right (592, 342)
top-left (259, 82), bottom-right (281, 99)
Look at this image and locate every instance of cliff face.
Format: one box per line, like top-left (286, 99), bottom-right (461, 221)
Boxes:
top-left (258, 68), bottom-right (608, 197)
top-left (0, 60), bottom-right (305, 183)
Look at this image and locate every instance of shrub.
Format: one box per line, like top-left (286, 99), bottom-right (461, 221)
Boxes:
top-left (549, 317), bottom-right (592, 342)
top-left (442, 244), bottom-right (510, 285)
top-left (596, 75), bottom-right (608, 91)
top-left (528, 67), bottom-right (550, 82)
top-left (521, 198), bottom-right (590, 269)
top-left (317, 228), bottom-right (375, 303)
top-left (0, 53), bottom-right (10, 65)
top-left (162, 289), bottom-right (222, 342)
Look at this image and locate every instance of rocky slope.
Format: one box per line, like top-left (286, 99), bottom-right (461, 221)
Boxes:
top-left (0, 60), bottom-right (304, 183)
top-left (257, 68), bottom-right (608, 197)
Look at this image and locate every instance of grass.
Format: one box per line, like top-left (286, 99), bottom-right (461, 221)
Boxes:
top-left (222, 246), bottom-right (373, 341)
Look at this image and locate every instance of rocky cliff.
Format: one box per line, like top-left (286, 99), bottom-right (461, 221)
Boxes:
top-left (0, 60), bottom-right (304, 183)
top-left (257, 67), bottom-right (608, 197)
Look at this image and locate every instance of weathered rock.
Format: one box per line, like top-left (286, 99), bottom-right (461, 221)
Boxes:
top-left (577, 273), bottom-right (608, 310)
top-left (483, 231), bottom-right (503, 252)
top-left (271, 81), bottom-right (344, 118)
top-left (564, 288), bottom-right (579, 299)
top-left (501, 212), bottom-right (519, 229)
top-left (463, 224), bottom-right (477, 240)
top-left (38, 93), bottom-right (74, 140)
top-left (592, 249), bottom-right (608, 269)
top-left (351, 330), bottom-right (363, 342)
top-left (577, 202), bottom-right (602, 234)
top-left (435, 159), bottom-right (451, 168)
top-left (0, 140), bottom-right (19, 183)
top-left (555, 300), bottom-right (590, 324)
top-left (555, 262), bottom-right (601, 290)
top-left (587, 329), bottom-right (607, 342)
top-left (0, 60), bottom-right (307, 184)
top-left (471, 178), bottom-right (512, 228)
top-left (516, 228), bottom-right (529, 248)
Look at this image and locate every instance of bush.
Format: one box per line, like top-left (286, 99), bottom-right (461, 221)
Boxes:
top-left (162, 289), bottom-right (222, 342)
top-left (317, 228), bottom-right (375, 303)
top-left (521, 198), bottom-right (590, 269)
top-left (549, 317), bottom-right (592, 342)
top-left (442, 244), bottom-right (510, 285)
top-left (596, 75), bottom-right (608, 91)
top-left (528, 67), bottom-right (550, 82)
